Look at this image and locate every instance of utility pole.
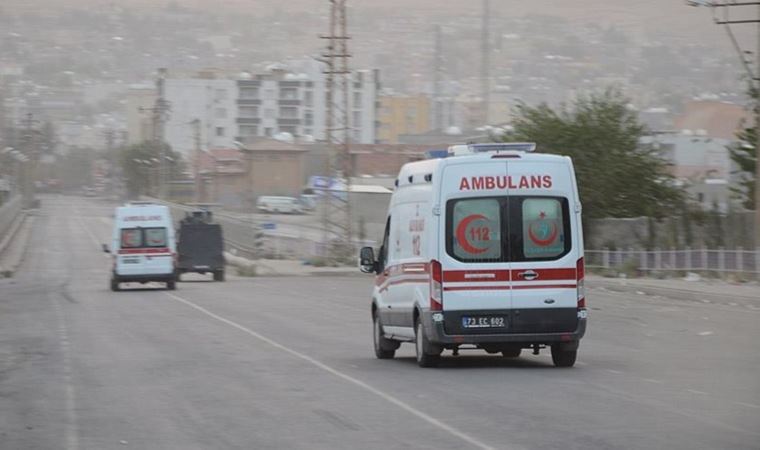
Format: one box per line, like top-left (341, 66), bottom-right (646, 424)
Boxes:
top-left (190, 118), bottom-right (202, 203)
top-left (481, 0), bottom-right (491, 125)
top-left (433, 25), bottom-right (444, 131)
top-left (320, 0), bottom-right (353, 263)
top-left (104, 128), bottom-right (116, 197)
top-left (690, 1), bottom-right (760, 248)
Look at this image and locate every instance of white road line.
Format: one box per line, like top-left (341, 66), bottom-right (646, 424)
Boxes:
top-left (606, 369), bottom-right (623, 374)
top-left (164, 292), bottom-right (502, 450)
top-left (734, 401), bottom-right (760, 409)
top-left (51, 293), bottom-right (79, 450)
top-left (643, 378), bottom-right (664, 384)
top-left (687, 389), bottom-right (708, 395)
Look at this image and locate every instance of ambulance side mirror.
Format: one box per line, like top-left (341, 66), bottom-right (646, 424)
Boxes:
top-left (102, 244), bottom-right (110, 253)
top-left (359, 247), bottom-right (376, 274)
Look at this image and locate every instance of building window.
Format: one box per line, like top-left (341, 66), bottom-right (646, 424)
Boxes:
top-left (240, 87), bottom-right (258, 99)
top-left (215, 89), bottom-right (227, 101)
top-left (304, 90), bottom-right (313, 107)
top-left (304, 128), bottom-right (313, 136)
top-left (216, 127), bottom-right (225, 137)
top-left (304, 111), bottom-right (313, 126)
top-left (353, 91), bottom-right (362, 107)
top-left (353, 111), bottom-right (362, 127)
top-left (280, 87), bottom-right (298, 100)
top-left (264, 127), bottom-right (273, 136)
top-left (239, 125), bottom-right (257, 136)
top-left (279, 106), bottom-right (298, 119)
top-left (239, 106), bottom-right (259, 118)
top-left (697, 192), bottom-right (705, 203)
top-left (215, 108), bottom-right (227, 119)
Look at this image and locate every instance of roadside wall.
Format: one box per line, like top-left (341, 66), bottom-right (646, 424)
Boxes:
top-left (0, 195), bottom-right (22, 241)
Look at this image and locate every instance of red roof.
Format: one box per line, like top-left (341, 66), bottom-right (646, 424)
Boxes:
top-left (674, 101), bottom-right (749, 140)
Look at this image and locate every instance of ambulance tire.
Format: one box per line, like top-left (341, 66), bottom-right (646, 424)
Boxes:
top-left (373, 314), bottom-right (397, 359)
top-left (415, 321), bottom-right (440, 368)
top-left (551, 346), bottom-right (577, 367)
top-left (167, 279), bottom-right (176, 290)
top-left (110, 278), bottom-right (120, 292)
top-left (213, 270), bottom-right (225, 282)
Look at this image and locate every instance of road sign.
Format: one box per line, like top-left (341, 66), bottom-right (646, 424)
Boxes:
top-left (260, 222), bottom-right (276, 230)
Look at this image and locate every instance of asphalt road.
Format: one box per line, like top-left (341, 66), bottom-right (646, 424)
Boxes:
top-left (1, 196), bottom-right (758, 450)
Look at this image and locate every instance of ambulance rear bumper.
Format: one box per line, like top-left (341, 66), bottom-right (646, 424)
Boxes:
top-left (422, 311), bottom-right (586, 345)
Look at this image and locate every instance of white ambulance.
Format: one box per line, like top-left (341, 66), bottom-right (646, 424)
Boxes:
top-left (359, 143), bottom-right (587, 367)
top-left (104, 202), bottom-right (177, 291)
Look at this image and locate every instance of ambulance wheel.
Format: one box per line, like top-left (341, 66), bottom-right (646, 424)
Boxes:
top-left (167, 279), bottom-right (176, 290)
top-left (110, 278), bottom-right (120, 292)
top-left (415, 321), bottom-right (440, 368)
top-left (551, 346), bottom-right (577, 367)
top-left (373, 314), bottom-right (397, 359)
top-left (213, 270), bottom-right (225, 282)
top-left (501, 347), bottom-right (522, 358)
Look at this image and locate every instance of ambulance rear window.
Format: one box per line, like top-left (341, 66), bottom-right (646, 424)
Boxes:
top-left (448, 198), bottom-right (504, 262)
top-left (144, 228), bottom-right (167, 247)
top-left (120, 228), bottom-right (142, 248)
top-left (446, 196), bottom-right (571, 263)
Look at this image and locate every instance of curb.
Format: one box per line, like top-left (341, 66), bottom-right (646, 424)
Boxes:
top-left (588, 277), bottom-right (758, 304)
top-left (0, 212), bottom-right (30, 278)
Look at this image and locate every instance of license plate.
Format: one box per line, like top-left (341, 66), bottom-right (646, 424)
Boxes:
top-left (461, 316), bottom-right (507, 329)
top-left (122, 258), bottom-right (140, 264)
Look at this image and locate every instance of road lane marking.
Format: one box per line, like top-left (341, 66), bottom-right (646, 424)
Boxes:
top-left (643, 378), bottom-right (664, 384)
top-left (51, 292), bottom-right (80, 450)
top-left (687, 389), bottom-right (708, 395)
top-left (697, 331), bottom-right (714, 336)
top-left (734, 402), bottom-right (760, 409)
top-left (164, 292), bottom-right (502, 450)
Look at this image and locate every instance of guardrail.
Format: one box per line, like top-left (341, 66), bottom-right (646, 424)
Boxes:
top-left (586, 248), bottom-right (760, 275)
top-left (0, 195), bottom-right (23, 243)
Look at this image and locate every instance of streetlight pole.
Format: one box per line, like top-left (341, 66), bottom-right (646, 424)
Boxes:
top-left (690, 0), bottom-right (760, 248)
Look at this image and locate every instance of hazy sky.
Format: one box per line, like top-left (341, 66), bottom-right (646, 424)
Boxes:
top-left (3, 0), bottom-right (755, 57)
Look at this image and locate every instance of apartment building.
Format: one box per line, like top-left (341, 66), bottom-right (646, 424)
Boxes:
top-left (236, 63), bottom-right (379, 145)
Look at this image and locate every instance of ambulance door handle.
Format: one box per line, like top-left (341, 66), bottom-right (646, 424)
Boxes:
top-left (517, 270), bottom-right (538, 281)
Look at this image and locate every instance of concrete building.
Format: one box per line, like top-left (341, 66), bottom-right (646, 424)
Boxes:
top-left (125, 84), bottom-right (157, 145)
top-left (198, 139), bottom-right (309, 208)
top-left (150, 62), bottom-right (380, 156)
top-left (164, 77), bottom-right (238, 154)
top-left (644, 132), bottom-right (737, 212)
top-left (236, 61), bottom-right (379, 145)
top-left (376, 93), bottom-right (431, 144)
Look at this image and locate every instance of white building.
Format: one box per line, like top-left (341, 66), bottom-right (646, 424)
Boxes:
top-left (236, 60), bottom-right (378, 145)
top-left (147, 62), bottom-right (379, 156)
top-left (163, 78), bottom-right (238, 154)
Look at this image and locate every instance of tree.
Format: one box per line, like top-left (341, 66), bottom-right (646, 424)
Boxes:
top-left (506, 89), bottom-right (682, 219)
top-left (119, 142), bottom-right (185, 198)
top-left (728, 86), bottom-right (757, 210)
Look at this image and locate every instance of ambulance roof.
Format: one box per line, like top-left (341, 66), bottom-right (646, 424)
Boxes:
top-left (397, 152), bottom-right (570, 188)
top-left (115, 204), bottom-right (171, 222)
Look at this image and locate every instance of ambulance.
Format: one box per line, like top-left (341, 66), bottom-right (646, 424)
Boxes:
top-left (104, 202), bottom-right (178, 291)
top-left (359, 143), bottom-right (587, 367)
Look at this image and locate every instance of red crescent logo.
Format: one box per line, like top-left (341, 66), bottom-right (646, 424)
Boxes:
top-left (528, 222), bottom-right (558, 246)
top-left (455, 214), bottom-right (489, 254)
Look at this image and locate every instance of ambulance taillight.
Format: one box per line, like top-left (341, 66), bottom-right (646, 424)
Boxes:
top-left (430, 259), bottom-right (443, 311)
top-left (576, 257), bottom-right (587, 314)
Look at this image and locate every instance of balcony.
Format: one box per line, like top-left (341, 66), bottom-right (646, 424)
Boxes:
top-left (277, 118), bottom-right (301, 125)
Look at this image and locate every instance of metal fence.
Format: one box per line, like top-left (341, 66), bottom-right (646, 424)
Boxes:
top-left (586, 248), bottom-right (760, 274)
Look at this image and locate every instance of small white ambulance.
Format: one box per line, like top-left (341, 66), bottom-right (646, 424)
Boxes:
top-left (105, 202), bottom-right (177, 291)
top-left (359, 143), bottom-right (587, 367)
